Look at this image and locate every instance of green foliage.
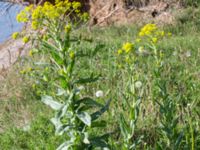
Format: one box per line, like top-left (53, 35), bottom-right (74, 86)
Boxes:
top-left (182, 0), bottom-right (200, 7)
top-left (1, 2), bottom-right (200, 150)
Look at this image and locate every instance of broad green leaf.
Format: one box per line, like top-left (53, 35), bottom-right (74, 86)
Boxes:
top-left (76, 97), bottom-right (104, 108)
top-left (77, 111), bottom-right (91, 126)
top-left (91, 120), bottom-right (107, 128)
top-left (74, 74), bottom-right (100, 84)
top-left (51, 117), bottom-right (71, 135)
top-left (91, 99), bottom-right (111, 121)
top-left (42, 95), bottom-right (63, 110)
top-left (89, 133), bottom-right (111, 148)
top-left (57, 141), bottom-right (73, 150)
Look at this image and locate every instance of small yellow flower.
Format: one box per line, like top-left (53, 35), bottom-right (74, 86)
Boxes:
top-left (168, 32), bottom-right (172, 36)
top-left (65, 24), bottom-right (71, 33)
top-left (25, 4), bottom-right (33, 12)
top-left (72, 2), bottom-right (81, 9)
top-left (16, 10), bottom-right (28, 22)
top-left (152, 37), bottom-right (158, 43)
top-left (31, 21), bottom-right (39, 30)
top-left (82, 12), bottom-right (89, 21)
top-left (20, 69), bottom-right (26, 74)
top-left (27, 67), bottom-right (32, 72)
top-left (12, 32), bottom-right (19, 39)
top-left (23, 36), bottom-right (29, 44)
top-left (117, 49), bottom-right (123, 55)
top-left (42, 35), bottom-right (48, 41)
top-left (160, 31), bottom-right (165, 36)
top-left (69, 51), bottom-right (75, 59)
top-left (29, 50), bottom-right (33, 57)
top-left (139, 24), bottom-right (157, 37)
top-left (117, 64), bottom-right (122, 69)
top-left (32, 84), bottom-right (36, 89)
top-left (122, 42), bottom-right (133, 53)
top-left (45, 67), bottom-right (49, 71)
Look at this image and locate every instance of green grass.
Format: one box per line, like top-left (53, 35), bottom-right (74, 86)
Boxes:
top-left (0, 9), bottom-right (200, 149)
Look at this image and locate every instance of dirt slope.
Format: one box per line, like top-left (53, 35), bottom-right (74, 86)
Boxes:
top-left (88, 0), bottom-right (181, 26)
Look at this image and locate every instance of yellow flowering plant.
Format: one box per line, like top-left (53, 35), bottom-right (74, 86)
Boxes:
top-left (115, 24), bottom-right (173, 149)
top-left (117, 24), bottom-right (185, 149)
top-left (15, 1), bottom-right (111, 149)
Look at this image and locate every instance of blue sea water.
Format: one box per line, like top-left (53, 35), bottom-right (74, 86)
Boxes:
top-left (0, 2), bottom-right (23, 43)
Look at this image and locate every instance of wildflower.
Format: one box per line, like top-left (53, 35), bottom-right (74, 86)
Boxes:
top-left (160, 31), bottom-right (165, 36)
top-left (95, 90), bottom-right (104, 98)
top-left (117, 49), bottom-right (123, 55)
top-left (29, 50), bottom-right (33, 57)
top-left (168, 32), bottom-right (172, 36)
top-left (25, 4), bottom-right (33, 12)
top-left (139, 24), bottom-right (157, 37)
top-left (42, 35), bottom-right (48, 40)
top-left (31, 21), bottom-right (39, 30)
top-left (27, 67), bottom-right (32, 72)
top-left (65, 24), bottom-right (71, 33)
top-left (122, 42), bottom-right (133, 53)
top-left (29, 49), bottom-right (38, 57)
top-left (72, 2), bottom-right (81, 9)
top-left (12, 32), bottom-right (19, 39)
top-left (45, 67), bottom-right (49, 71)
top-left (20, 69), bottom-right (26, 74)
top-left (152, 37), bottom-right (158, 43)
top-left (16, 10), bottom-right (28, 22)
top-left (69, 51), bottom-right (75, 59)
top-left (23, 36), bottom-right (29, 43)
top-left (117, 64), bottom-right (122, 68)
top-left (32, 84), bottom-right (36, 89)
top-left (135, 81), bottom-right (142, 89)
top-left (82, 12), bottom-right (89, 21)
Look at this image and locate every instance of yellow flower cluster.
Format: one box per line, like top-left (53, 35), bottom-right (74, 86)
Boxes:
top-left (20, 67), bottom-right (32, 74)
top-left (16, 10), bottom-right (29, 23)
top-left (12, 32), bottom-right (19, 39)
top-left (23, 36), bottom-right (29, 43)
top-left (118, 42), bottom-right (134, 55)
top-left (116, 42), bottom-right (135, 67)
top-left (139, 24), bottom-right (157, 37)
top-left (69, 51), bottom-right (75, 59)
top-left (138, 24), bottom-right (171, 44)
top-left (16, 0), bottom-right (84, 30)
top-left (116, 23), bottom-right (172, 67)
top-left (122, 42), bottom-right (133, 53)
top-left (65, 24), bottom-right (72, 33)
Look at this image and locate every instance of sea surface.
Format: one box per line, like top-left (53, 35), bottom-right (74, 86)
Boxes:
top-left (0, 2), bottom-right (23, 43)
